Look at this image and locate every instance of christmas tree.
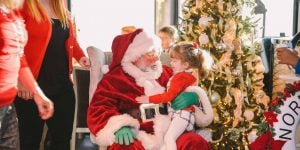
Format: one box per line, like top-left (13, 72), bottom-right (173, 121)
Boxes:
top-left (179, 0), bottom-right (269, 149)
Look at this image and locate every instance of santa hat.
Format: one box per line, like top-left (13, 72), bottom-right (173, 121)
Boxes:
top-left (109, 28), bottom-right (162, 71)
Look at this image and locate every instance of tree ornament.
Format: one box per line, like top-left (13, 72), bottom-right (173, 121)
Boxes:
top-left (243, 109), bottom-right (254, 121)
top-left (217, 43), bottom-right (226, 50)
top-left (228, 128), bottom-right (240, 141)
top-left (245, 73), bottom-right (251, 89)
top-left (199, 33), bottom-right (210, 45)
top-left (198, 16), bottom-right (214, 27)
top-left (210, 90), bottom-right (221, 104)
top-left (196, 0), bottom-right (203, 8)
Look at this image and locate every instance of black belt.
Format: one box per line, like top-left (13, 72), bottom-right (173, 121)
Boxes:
top-left (121, 104), bottom-right (168, 120)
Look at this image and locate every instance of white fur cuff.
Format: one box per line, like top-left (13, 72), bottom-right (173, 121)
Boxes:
top-left (94, 114), bottom-right (140, 146)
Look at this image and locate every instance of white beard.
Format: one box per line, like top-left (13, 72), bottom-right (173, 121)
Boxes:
top-left (121, 61), bottom-right (165, 95)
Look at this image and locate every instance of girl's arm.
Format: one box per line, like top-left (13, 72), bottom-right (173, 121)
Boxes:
top-left (149, 72), bottom-right (196, 103)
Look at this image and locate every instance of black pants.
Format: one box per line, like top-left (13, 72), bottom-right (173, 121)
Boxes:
top-left (0, 104), bottom-right (19, 150)
top-left (14, 87), bottom-right (75, 150)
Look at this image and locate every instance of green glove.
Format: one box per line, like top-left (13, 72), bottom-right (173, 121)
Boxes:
top-left (172, 92), bottom-right (199, 110)
top-left (114, 126), bottom-right (136, 145)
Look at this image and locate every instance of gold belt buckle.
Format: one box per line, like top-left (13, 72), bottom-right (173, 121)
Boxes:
top-left (139, 103), bottom-right (160, 122)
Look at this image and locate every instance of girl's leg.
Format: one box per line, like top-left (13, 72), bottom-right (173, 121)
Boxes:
top-left (164, 110), bottom-right (194, 150)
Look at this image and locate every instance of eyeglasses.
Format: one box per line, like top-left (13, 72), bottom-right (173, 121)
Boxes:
top-left (144, 49), bottom-right (160, 59)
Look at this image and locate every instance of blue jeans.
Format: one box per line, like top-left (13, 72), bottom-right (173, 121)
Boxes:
top-left (0, 104), bottom-right (19, 150)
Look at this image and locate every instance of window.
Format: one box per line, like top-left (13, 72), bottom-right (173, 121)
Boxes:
top-left (262, 0), bottom-right (294, 37)
top-left (176, 0), bottom-right (296, 38)
top-left (71, 0), bottom-right (155, 52)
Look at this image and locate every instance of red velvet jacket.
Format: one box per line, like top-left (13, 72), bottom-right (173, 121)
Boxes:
top-left (87, 65), bottom-right (210, 149)
top-left (20, 5), bottom-right (85, 79)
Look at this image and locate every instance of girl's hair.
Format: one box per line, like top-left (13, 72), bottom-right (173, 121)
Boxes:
top-left (26, 0), bottom-right (69, 27)
top-left (0, 0), bottom-right (24, 10)
top-left (169, 41), bottom-right (212, 79)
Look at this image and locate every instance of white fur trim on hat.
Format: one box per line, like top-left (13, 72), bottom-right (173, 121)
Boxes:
top-left (94, 114), bottom-right (140, 146)
top-left (121, 30), bottom-right (162, 64)
top-left (185, 86), bottom-right (214, 127)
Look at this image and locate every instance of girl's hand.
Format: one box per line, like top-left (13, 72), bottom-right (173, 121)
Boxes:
top-left (136, 96), bottom-right (149, 104)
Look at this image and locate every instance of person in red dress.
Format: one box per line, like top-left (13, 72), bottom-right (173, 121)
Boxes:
top-left (0, 0), bottom-right (53, 149)
top-left (136, 42), bottom-right (213, 150)
top-left (87, 29), bottom-right (212, 150)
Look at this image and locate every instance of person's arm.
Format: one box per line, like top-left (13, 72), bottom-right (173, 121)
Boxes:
top-left (149, 73), bottom-right (196, 103)
top-left (276, 47), bottom-right (299, 67)
top-left (295, 59), bottom-right (300, 74)
top-left (67, 19), bottom-right (90, 69)
top-left (18, 56), bottom-right (54, 120)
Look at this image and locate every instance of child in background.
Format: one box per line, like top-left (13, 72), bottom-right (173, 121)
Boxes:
top-left (136, 42), bottom-right (212, 150)
top-left (158, 26), bottom-right (178, 52)
top-left (158, 26), bottom-right (178, 66)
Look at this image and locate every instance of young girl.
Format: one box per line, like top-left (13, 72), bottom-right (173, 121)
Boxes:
top-left (136, 42), bottom-right (211, 150)
top-left (0, 0), bottom-right (54, 149)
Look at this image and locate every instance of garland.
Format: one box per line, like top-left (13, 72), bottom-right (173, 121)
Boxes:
top-left (249, 81), bottom-right (300, 149)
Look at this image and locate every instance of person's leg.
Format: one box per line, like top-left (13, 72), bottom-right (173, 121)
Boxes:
top-left (0, 104), bottom-right (19, 150)
top-left (45, 87), bottom-right (75, 150)
top-left (164, 114), bottom-right (189, 149)
top-left (14, 98), bottom-right (44, 150)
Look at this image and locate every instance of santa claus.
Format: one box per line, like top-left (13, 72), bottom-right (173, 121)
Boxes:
top-left (87, 29), bottom-right (212, 150)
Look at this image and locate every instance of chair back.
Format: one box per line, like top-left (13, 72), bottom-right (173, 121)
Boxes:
top-left (87, 46), bottom-right (112, 102)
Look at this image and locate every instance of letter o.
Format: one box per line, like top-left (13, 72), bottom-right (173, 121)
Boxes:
top-left (282, 113), bottom-right (295, 126)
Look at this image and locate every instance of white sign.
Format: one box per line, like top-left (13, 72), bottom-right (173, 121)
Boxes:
top-left (273, 91), bottom-right (300, 150)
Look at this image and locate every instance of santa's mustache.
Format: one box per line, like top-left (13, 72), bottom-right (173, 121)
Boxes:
top-left (143, 63), bottom-right (159, 72)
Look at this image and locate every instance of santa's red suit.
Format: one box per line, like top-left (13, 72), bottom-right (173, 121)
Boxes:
top-left (87, 29), bottom-right (211, 150)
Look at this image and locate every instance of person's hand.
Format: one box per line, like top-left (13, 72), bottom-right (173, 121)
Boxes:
top-left (136, 96), bottom-right (149, 104)
top-left (172, 92), bottom-right (199, 110)
top-left (114, 126), bottom-right (136, 145)
top-left (276, 47), bottom-right (299, 67)
top-left (79, 57), bottom-right (90, 69)
top-left (33, 87), bottom-right (54, 120)
top-left (17, 82), bottom-right (33, 100)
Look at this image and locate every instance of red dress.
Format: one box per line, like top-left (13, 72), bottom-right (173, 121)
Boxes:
top-left (0, 9), bottom-right (28, 107)
top-left (149, 72), bottom-right (196, 112)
